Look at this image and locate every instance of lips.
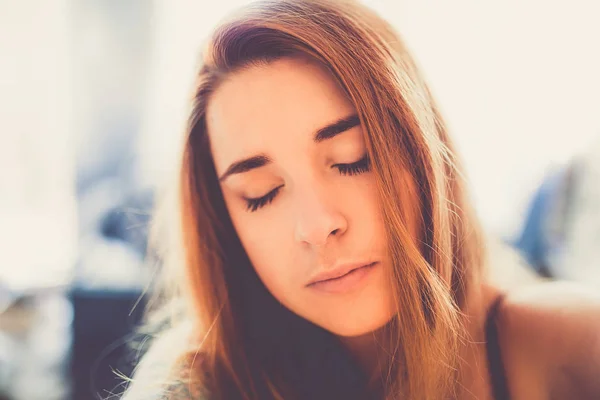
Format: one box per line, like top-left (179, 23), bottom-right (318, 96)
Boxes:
top-left (306, 262), bottom-right (379, 294)
top-left (307, 261), bottom-right (378, 286)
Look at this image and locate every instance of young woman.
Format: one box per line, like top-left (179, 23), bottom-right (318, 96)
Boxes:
top-left (122, 1), bottom-right (600, 399)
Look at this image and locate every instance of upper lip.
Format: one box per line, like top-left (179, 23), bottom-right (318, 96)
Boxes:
top-left (306, 261), bottom-right (376, 286)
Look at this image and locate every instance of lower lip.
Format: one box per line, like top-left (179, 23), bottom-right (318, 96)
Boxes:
top-left (308, 262), bottom-right (378, 294)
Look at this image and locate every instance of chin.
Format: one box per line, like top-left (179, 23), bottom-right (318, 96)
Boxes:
top-left (318, 304), bottom-right (396, 337)
top-left (298, 284), bottom-right (396, 337)
top-left (331, 317), bottom-right (394, 337)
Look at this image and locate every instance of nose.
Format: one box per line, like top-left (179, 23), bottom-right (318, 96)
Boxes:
top-left (293, 186), bottom-right (348, 247)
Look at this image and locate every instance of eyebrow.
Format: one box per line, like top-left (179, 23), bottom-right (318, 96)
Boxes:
top-left (314, 114), bottom-right (360, 143)
top-left (218, 114), bottom-right (361, 182)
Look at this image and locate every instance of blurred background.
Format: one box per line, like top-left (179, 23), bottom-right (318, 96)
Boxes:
top-left (0, 0), bottom-right (599, 399)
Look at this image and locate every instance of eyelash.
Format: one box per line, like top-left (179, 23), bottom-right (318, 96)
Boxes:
top-left (335, 154), bottom-right (371, 176)
top-left (244, 155), bottom-right (371, 212)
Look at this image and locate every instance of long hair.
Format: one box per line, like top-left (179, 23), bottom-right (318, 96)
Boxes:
top-left (142, 1), bottom-right (486, 399)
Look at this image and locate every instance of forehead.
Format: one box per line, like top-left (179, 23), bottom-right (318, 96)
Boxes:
top-left (205, 57), bottom-right (356, 168)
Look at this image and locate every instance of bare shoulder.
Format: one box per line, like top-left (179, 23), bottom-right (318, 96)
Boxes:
top-left (495, 281), bottom-right (600, 398)
top-left (498, 281), bottom-right (600, 355)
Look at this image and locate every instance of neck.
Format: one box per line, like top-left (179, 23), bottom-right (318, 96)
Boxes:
top-left (337, 325), bottom-right (394, 392)
top-left (336, 284), bottom-right (496, 397)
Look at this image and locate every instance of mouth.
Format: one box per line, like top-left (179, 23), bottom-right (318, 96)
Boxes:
top-left (307, 262), bottom-right (378, 294)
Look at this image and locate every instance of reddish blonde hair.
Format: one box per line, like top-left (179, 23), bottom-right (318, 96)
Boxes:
top-left (145, 1), bottom-right (486, 399)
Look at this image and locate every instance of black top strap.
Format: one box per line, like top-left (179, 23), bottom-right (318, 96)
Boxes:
top-left (485, 294), bottom-right (511, 400)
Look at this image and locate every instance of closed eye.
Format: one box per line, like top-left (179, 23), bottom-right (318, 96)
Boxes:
top-left (243, 154), bottom-right (371, 212)
top-left (333, 154), bottom-right (371, 176)
top-left (244, 185), bottom-right (283, 212)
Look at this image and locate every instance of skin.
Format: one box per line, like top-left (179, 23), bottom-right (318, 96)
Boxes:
top-left (125, 283), bottom-right (600, 400)
top-left (203, 57), bottom-right (600, 398)
top-left (495, 282), bottom-right (600, 399)
top-left (206, 57), bottom-right (396, 340)
top-left (461, 282), bottom-right (600, 399)
top-left (122, 57), bottom-right (600, 400)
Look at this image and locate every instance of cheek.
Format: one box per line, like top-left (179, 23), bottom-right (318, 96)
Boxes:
top-left (226, 204), bottom-right (297, 302)
top-left (349, 179), bottom-right (387, 247)
top-left (221, 177), bottom-right (393, 323)
top-left (359, 172), bottom-right (418, 248)
top-left (243, 238), bottom-right (300, 310)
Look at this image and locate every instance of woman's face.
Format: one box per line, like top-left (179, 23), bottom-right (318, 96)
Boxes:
top-left (206, 58), bottom-right (395, 336)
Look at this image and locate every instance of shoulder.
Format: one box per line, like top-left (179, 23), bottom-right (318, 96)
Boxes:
top-left (495, 281), bottom-right (600, 398)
